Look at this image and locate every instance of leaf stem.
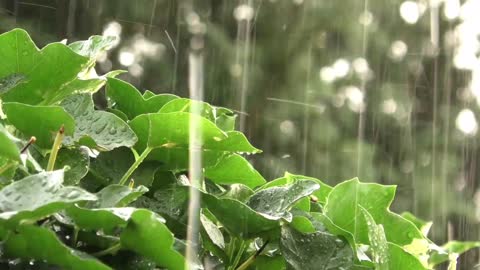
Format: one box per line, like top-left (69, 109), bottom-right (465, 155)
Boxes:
top-left (71, 227), bottom-right (79, 247)
top-left (230, 240), bottom-right (247, 270)
top-left (47, 125), bottom-right (65, 171)
top-left (118, 147), bottom-right (152, 185)
top-left (235, 240), bottom-right (269, 270)
top-left (91, 243), bottom-right (121, 257)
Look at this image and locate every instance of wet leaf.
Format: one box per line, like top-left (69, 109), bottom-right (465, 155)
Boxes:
top-left (205, 154), bottom-right (265, 188)
top-left (0, 123), bottom-right (20, 161)
top-left (120, 209), bottom-right (185, 270)
top-left (0, 29), bottom-right (88, 105)
top-left (129, 112), bottom-right (258, 170)
top-left (280, 225), bottom-right (354, 270)
top-left (360, 207), bottom-right (389, 269)
top-left (200, 210), bottom-right (225, 249)
top-left (0, 170), bottom-right (96, 227)
top-left (0, 74), bottom-right (27, 95)
top-left (42, 147), bottom-right (90, 185)
top-left (88, 184), bottom-right (149, 208)
top-left (324, 178), bottom-right (424, 246)
top-left (66, 206), bottom-right (137, 233)
top-left (106, 78), bottom-right (178, 119)
top-left (3, 102), bottom-right (75, 148)
top-left (61, 94), bottom-right (137, 151)
top-left (69, 35), bottom-right (117, 60)
top-left (203, 193), bottom-right (278, 238)
top-left (3, 224), bottom-right (111, 270)
top-left (247, 180), bottom-right (320, 222)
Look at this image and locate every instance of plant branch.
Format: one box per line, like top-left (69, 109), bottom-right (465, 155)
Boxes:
top-left (47, 125), bottom-right (64, 171)
top-left (118, 147), bottom-right (152, 185)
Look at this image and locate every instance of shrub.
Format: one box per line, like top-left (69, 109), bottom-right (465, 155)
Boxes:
top-left (0, 28), bottom-right (477, 269)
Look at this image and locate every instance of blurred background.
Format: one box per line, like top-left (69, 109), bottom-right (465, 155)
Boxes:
top-left (0, 0), bottom-right (479, 268)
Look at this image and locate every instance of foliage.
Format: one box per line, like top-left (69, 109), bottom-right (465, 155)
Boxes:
top-left (0, 28), bottom-right (477, 270)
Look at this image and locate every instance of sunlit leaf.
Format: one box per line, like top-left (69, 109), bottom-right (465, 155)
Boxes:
top-left (61, 93), bottom-right (137, 151)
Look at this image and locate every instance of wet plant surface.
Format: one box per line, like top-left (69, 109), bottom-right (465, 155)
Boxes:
top-left (0, 28), bottom-right (478, 270)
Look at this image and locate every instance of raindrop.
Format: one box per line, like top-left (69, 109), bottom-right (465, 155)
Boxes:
top-left (95, 122), bottom-right (108, 134)
top-left (13, 194), bottom-right (21, 201)
top-left (22, 50), bottom-right (28, 56)
top-left (109, 127), bottom-right (117, 135)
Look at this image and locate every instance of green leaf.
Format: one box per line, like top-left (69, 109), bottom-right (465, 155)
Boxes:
top-left (69, 35), bottom-right (117, 60)
top-left (246, 180), bottom-right (320, 222)
top-left (4, 224), bottom-right (111, 270)
top-left (3, 102), bottom-right (75, 148)
top-left (401, 212), bottom-right (433, 237)
top-left (221, 184), bottom-right (254, 202)
top-left (200, 210), bottom-right (225, 249)
top-left (66, 206), bottom-right (138, 233)
top-left (159, 98), bottom-right (215, 120)
top-left (386, 243), bottom-right (428, 270)
top-left (61, 94), bottom-right (137, 151)
top-left (285, 173), bottom-right (332, 204)
top-left (203, 193), bottom-right (278, 238)
top-left (88, 184), bottom-right (149, 208)
top-left (0, 170), bottom-right (97, 226)
top-left (360, 207), bottom-right (389, 269)
top-left (42, 147), bottom-right (90, 185)
top-left (0, 29), bottom-right (88, 105)
top-left (129, 112), bottom-right (258, 170)
top-left (120, 209), bottom-right (185, 270)
top-left (67, 185), bottom-right (148, 232)
top-left (215, 107), bottom-right (236, 132)
top-left (280, 225), bottom-right (354, 270)
top-left (87, 147), bottom-right (159, 187)
top-left (106, 78), bottom-right (178, 119)
top-left (0, 123), bottom-right (20, 161)
top-left (252, 256), bottom-right (286, 270)
top-left (429, 241), bottom-right (480, 266)
top-left (205, 154), bottom-right (265, 188)
top-left (323, 178), bottom-right (424, 246)
top-left (0, 74), bottom-right (27, 95)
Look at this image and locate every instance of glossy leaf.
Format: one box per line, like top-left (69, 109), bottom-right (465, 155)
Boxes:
top-left (280, 225), bottom-right (354, 270)
top-left (88, 184), bottom-right (149, 208)
top-left (247, 180), bottom-right (320, 222)
top-left (129, 112), bottom-right (258, 170)
top-left (120, 209), bottom-right (185, 270)
top-left (4, 224), bottom-right (111, 270)
top-left (61, 93), bottom-right (137, 151)
top-left (0, 29), bottom-right (88, 105)
top-left (107, 77), bottom-right (178, 119)
top-left (360, 207), bottom-right (389, 269)
top-left (42, 147), bottom-right (90, 185)
top-left (3, 102), bottom-right (75, 148)
top-left (0, 123), bottom-right (20, 161)
top-left (203, 193), bottom-right (278, 238)
top-left (0, 170), bottom-right (97, 226)
top-left (69, 35), bottom-right (117, 60)
top-left (200, 210), bottom-right (225, 249)
top-left (324, 178), bottom-right (424, 246)
top-left (66, 206), bottom-right (137, 233)
top-left (205, 154), bottom-right (265, 188)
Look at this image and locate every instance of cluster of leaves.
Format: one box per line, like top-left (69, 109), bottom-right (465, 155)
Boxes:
top-left (0, 28), bottom-right (478, 270)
